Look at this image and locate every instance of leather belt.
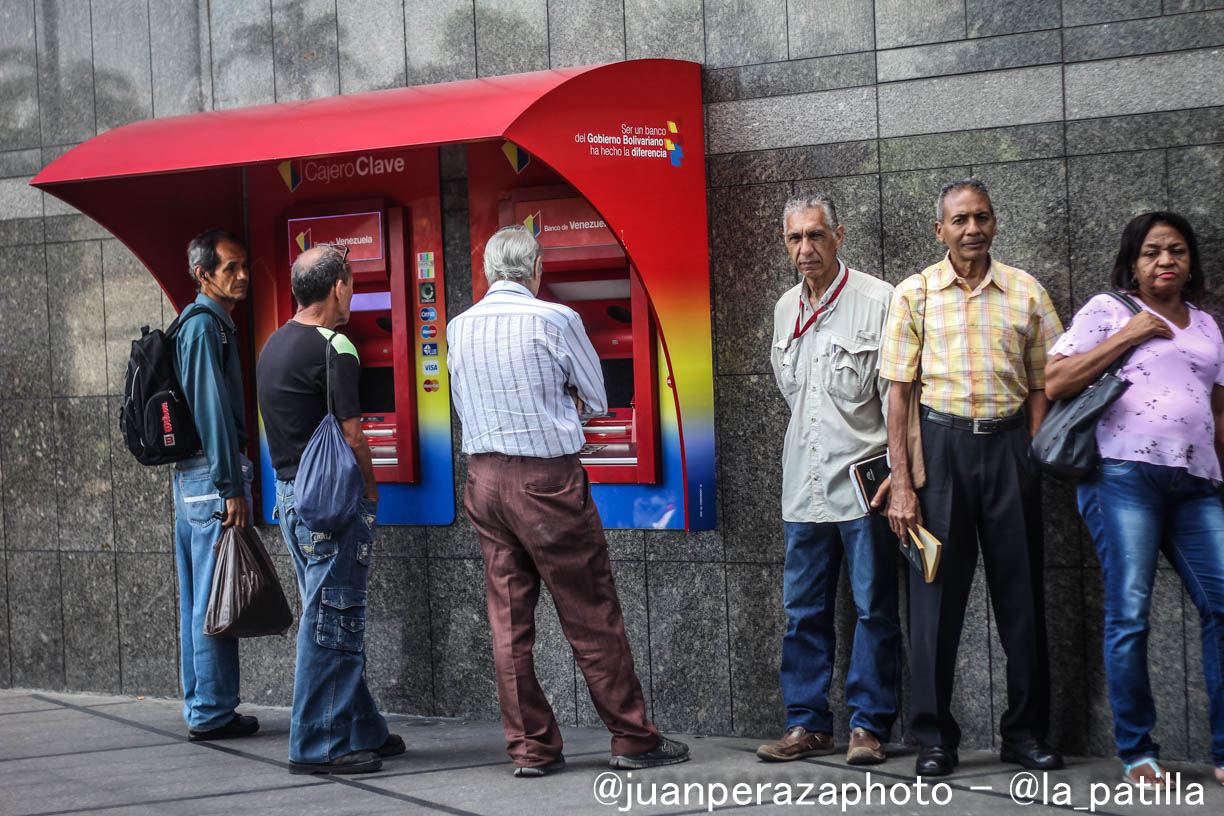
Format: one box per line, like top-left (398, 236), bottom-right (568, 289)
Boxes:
top-left (919, 405), bottom-right (1023, 435)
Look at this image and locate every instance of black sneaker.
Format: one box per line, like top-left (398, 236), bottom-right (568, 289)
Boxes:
top-left (609, 737), bottom-right (690, 769)
top-left (188, 713), bottom-right (260, 742)
top-left (513, 755), bottom-right (566, 778)
top-left (289, 750), bottom-right (382, 775)
top-left (378, 734), bottom-right (406, 758)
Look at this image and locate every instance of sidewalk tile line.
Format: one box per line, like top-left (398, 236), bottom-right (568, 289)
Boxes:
top-left (0, 739), bottom-right (181, 763)
top-left (28, 694), bottom-right (485, 816)
top-left (0, 707), bottom-right (72, 717)
top-left (13, 780), bottom-right (331, 816)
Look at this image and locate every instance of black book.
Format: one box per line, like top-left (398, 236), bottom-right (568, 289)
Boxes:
top-left (849, 450), bottom-right (890, 515)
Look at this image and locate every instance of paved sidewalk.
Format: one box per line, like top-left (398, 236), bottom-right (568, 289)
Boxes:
top-left (0, 689), bottom-right (1220, 815)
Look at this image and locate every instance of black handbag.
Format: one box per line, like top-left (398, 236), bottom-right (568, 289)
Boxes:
top-left (1031, 291), bottom-right (1141, 479)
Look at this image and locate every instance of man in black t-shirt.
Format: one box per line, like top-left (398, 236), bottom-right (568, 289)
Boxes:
top-left (256, 244), bottom-right (401, 775)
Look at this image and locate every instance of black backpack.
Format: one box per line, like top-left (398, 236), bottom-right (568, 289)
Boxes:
top-left (119, 305), bottom-right (229, 466)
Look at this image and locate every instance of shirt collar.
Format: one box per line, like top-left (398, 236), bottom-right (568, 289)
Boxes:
top-left (193, 292), bottom-right (236, 331)
top-left (487, 280), bottom-right (535, 298)
top-left (802, 260), bottom-right (848, 312)
top-left (932, 253), bottom-right (1006, 293)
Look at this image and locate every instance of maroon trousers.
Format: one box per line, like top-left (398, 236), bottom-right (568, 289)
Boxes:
top-left (464, 452), bottom-right (660, 765)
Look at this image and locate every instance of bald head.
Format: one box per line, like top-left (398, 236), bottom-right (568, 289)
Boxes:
top-left (291, 246), bottom-right (350, 306)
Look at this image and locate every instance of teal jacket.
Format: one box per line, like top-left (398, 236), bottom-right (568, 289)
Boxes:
top-left (174, 293), bottom-right (248, 498)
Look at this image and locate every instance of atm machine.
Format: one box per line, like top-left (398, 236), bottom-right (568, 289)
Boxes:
top-left (501, 188), bottom-right (660, 484)
top-left (279, 200), bottom-right (420, 483)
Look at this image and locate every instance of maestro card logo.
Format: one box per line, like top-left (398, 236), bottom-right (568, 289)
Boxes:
top-left (421, 325), bottom-right (437, 339)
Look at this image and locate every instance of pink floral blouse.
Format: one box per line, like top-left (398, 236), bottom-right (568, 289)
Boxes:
top-left (1049, 293), bottom-right (1224, 484)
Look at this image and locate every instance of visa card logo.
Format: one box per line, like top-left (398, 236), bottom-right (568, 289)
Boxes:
top-left (422, 360), bottom-right (440, 376)
top-left (278, 160), bottom-right (302, 192)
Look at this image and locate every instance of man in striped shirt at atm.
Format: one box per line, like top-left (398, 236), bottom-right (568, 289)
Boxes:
top-left (447, 225), bottom-right (688, 777)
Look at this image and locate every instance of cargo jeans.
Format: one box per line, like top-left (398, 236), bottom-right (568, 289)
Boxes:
top-left (274, 478), bottom-right (388, 763)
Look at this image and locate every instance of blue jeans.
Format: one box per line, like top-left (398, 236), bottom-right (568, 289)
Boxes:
top-left (1078, 458), bottom-right (1224, 763)
top-left (172, 454), bottom-right (252, 730)
top-left (275, 479), bottom-right (388, 763)
top-left (781, 514), bottom-right (901, 737)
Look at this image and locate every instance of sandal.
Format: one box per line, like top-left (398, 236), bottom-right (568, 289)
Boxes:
top-left (1122, 757), bottom-right (1173, 789)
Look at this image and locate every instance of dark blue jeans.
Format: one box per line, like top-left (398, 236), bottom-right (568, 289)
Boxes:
top-left (275, 479), bottom-right (388, 763)
top-left (781, 514), bottom-right (901, 737)
top-left (1078, 458), bottom-right (1224, 763)
top-left (172, 454), bottom-right (252, 730)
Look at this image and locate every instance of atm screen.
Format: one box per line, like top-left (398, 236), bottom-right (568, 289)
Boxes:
top-left (601, 358), bottom-right (634, 408)
top-left (359, 366), bottom-right (396, 413)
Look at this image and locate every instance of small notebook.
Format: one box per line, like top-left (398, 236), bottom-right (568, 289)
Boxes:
top-left (849, 450), bottom-right (890, 514)
top-left (903, 525), bottom-right (943, 583)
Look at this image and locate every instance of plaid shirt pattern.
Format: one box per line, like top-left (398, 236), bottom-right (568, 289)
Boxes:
top-left (879, 255), bottom-right (1063, 419)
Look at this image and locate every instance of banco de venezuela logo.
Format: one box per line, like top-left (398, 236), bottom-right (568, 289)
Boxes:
top-left (278, 160), bottom-right (302, 192)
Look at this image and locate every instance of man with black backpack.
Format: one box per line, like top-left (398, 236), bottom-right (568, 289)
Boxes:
top-left (256, 244), bottom-right (400, 775)
top-left (171, 229), bottom-right (259, 741)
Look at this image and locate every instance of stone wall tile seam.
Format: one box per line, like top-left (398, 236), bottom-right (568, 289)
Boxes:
top-left (875, 29), bottom-right (1064, 83)
top-left (875, 57), bottom-right (1065, 88)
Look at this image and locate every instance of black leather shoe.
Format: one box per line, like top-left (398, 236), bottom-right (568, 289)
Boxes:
top-left (289, 750), bottom-right (382, 775)
top-left (915, 745), bottom-right (958, 777)
top-left (188, 713), bottom-right (259, 742)
top-left (377, 734), bottom-right (406, 758)
top-left (1001, 739), bottom-right (1064, 770)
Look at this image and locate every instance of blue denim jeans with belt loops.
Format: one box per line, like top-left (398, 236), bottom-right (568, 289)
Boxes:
top-left (1078, 458), bottom-right (1224, 764)
top-left (781, 514), bottom-right (901, 738)
top-left (275, 479), bottom-right (388, 763)
top-left (172, 454), bottom-right (253, 731)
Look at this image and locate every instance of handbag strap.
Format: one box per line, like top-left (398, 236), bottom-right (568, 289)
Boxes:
top-left (1093, 290), bottom-right (1143, 374)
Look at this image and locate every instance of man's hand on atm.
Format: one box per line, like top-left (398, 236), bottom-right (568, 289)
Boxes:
top-left (567, 385), bottom-right (585, 417)
top-left (222, 496), bottom-right (250, 528)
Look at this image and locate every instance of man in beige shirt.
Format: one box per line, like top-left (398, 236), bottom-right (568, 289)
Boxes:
top-left (757, 195), bottom-right (900, 767)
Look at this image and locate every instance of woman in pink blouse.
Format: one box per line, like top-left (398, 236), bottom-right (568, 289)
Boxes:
top-left (1047, 212), bottom-right (1224, 789)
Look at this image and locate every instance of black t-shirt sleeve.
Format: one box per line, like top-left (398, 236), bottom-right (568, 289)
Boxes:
top-left (330, 350), bottom-right (363, 420)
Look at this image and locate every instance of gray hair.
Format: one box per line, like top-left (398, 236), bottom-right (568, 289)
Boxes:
top-left (291, 246), bottom-right (350, 307)
top-left (186, 229), bottom-right (243, 291)
top-left (781, 195), bottom-right (839, 233)
top-left (483, 225), bottom-right (541, 285)
top-left (936, 178), bottom-right (992, 222)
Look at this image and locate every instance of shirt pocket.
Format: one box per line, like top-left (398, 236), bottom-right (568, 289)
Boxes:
top-left (773, 335), bottom-right (804, 397)
top-left (823, 335), bottom-right (879, 404)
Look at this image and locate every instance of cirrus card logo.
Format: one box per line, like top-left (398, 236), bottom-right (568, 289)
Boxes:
top-left (419, 307), bottom-right (436, 321)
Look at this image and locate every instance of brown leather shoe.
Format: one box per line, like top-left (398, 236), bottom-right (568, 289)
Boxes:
top-left (756, 726), bottom-right (834, 762)
top-left (846, 727), bottom-right (886, 765)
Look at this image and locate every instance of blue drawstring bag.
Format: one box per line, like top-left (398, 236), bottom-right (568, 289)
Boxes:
top-left (295, 331), bottom-right (364, 531)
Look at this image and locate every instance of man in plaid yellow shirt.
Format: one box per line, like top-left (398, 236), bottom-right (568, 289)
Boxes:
top-left (879, 179), bottom-right (1065, 778)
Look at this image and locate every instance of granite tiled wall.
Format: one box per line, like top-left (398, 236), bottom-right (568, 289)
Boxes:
top-left (1, 0), bottom-right (1222, 762)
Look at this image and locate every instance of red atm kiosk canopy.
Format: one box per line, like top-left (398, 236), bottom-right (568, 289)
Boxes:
top-left (31, 59), bottom-right (717, 531)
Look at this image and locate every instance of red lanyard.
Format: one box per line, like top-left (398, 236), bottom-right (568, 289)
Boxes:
top-left (793, 270), bottom-right (848, 339)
